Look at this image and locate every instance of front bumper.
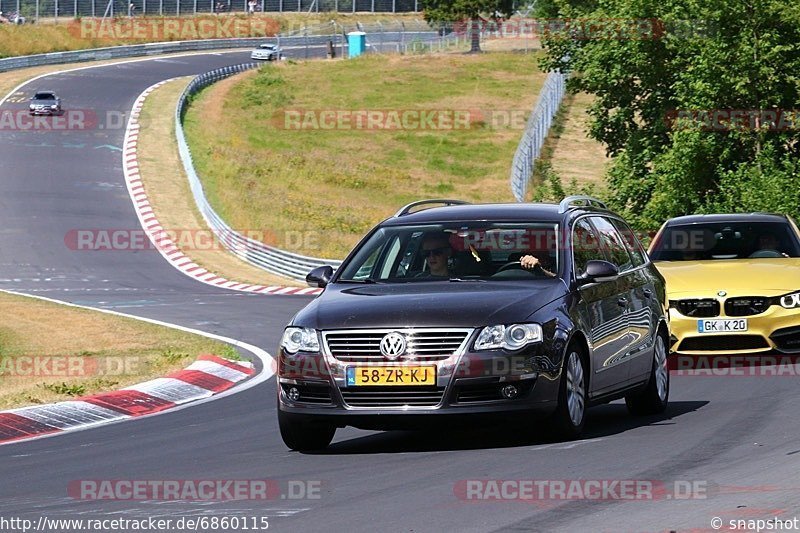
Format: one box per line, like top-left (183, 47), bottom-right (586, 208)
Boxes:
top-left (669, 305), bottom-right (800, 355)
top-left (276, 342), bottom-right (563, 430)
top-left (29, 107), bottom-right (59, 115)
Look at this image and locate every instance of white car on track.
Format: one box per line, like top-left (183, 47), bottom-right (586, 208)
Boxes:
top-left (250, 44), bottom-right (283, 61)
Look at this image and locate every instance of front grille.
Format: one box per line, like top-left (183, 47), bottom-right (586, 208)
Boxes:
top-left (674, 299), bottom-right (720, 318)
top-left (340, 386), bottom-right (445, 407)
top-left (679, 335), bottom-right (769, 352)
top-left (770, 326), bottom-right (800, 352)
top-left (323, 329), bottom-right (470, 363)
top-left (280, 383), bottom-right (333, 405)
top-left (724, 297), bottom-right (770, 317)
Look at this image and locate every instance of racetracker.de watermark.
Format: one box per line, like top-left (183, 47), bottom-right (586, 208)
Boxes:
top-left (0, 110), bottom-right (127, 131)
top-left (670, 355), bottom-right (800, 377)
top-left (68, 479), bottom-right (322, 500)
top-left (69, 16), bottom-right (279, 40)
top-left (454, 479), bottom-right (710, 501)
top-left (276, 109), bottom-right (530, 131)
top-left (453, 17), bottom-right (716, 40)
top-left (665, 109), bottom-right (800, 131)
top-left (0, 355), bottom-right (141, 377)
top-left (64, 228), bottom-right (321, 251)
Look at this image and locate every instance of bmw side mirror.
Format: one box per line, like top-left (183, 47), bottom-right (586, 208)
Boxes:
top-left (306, 265), bottom-right (334, 288)
top-left (580, 260), bottom-right (619, 284)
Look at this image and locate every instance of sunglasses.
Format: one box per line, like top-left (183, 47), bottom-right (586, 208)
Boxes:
top-left (422, 246), bottom-right (449, 258)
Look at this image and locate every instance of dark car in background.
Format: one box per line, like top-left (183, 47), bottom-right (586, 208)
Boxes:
top-left (29, 91), bottom-right (62, 116)
top-left (277, 197), bottom-right (670, 450)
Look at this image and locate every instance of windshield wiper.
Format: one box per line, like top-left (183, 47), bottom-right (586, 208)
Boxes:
top-left (449, 277), bottom-right (486, 282)
top-left (338, 278), bottom-right (378, 284)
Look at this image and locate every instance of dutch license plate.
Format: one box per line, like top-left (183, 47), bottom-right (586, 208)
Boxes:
top-left (697, 319), bottom-right (748, 333)
top-left (346, 366), bottom-right (436, 386)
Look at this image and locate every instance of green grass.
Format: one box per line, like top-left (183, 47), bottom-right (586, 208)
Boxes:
top-left (184, 51), bottom-right (546, 258)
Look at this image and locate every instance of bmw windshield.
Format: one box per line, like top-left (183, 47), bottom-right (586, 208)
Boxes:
top-left (336, 223), bottom-right (561, 282)
top-left (650, 221), bottom-right (800, 261)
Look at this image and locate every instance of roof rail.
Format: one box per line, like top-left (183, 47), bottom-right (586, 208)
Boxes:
top-left (393, 199), bottom-right (471, 217)
top-left (558, 195), bottom-right (608, 214)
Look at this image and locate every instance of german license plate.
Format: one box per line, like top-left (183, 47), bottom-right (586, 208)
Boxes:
top-left (697, 319), bottom-right (748, 333)
top-left (346, 366), bottom-right (436, 386)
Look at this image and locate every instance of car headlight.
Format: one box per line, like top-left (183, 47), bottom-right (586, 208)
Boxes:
top-left (780, 291), bottom-right (800, 309)
top-left (280, 327), bottom-right (320, 355)
top-left (29, 104), bottom-right (35, 109)
top-left (51, 104), bottom-right (58, 109)
top-left (474, 324), bottom-right (543, 351)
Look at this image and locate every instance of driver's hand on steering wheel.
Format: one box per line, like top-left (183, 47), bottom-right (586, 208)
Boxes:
top-left (520, 255), bottom-right (556, 277)
top-left (520, 255), bottom-right (540, 270)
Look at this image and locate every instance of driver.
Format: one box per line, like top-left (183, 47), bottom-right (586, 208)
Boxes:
top-left (754, 233), bottom-right (789, 258)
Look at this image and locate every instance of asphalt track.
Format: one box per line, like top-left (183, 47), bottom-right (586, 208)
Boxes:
top-left (0, 49), bottom-right (798, 533)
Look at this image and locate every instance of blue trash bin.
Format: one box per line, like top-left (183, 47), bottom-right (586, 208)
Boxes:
top-left (347, 31), bottom-right (366, 58)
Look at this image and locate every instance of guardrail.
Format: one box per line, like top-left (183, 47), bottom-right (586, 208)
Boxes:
top-left (0, 30), bottom-right (437, 73)
top-left (0, 38), bottom-right (267, 73)
top-left (509, 69), bottom-right (568, 202)
top-left (175, 63), bottom-right (343, 281)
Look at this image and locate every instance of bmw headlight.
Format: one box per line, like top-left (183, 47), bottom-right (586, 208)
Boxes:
top-left (51, 104), bottom-right (58, 109)
top-left (780, 291), bottom-right (800, 309)
top-left (474, 324), bottom-right (543, 351)
top-left (280, 327), bottom-right (320, 355)
top-left (29, 104), bottom-right (35, 109)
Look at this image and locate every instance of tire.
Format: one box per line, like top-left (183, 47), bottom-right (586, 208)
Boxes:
top-left (549, 343), bottom-right (587, 440)
top-left (278, 409), bottom-right (335, 451)
top-left (625, 331), bottom-right (669, 415)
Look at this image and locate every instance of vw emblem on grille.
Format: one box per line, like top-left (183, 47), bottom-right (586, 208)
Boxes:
top-left (718, 290), bottom-right (727, 297)
top-left (380, 332), bottom-right (407, 360)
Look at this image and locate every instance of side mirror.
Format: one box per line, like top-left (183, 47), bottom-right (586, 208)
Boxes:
top-left (579, 260), bottom-right (619, 284)
top-left (306, 265), bottom-right (334, 288)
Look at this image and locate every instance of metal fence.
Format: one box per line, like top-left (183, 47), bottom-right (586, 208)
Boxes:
top-left (0, 37), bottom-right (265, 72)
top-left (175, 64), bottom-right (343, 281)
top-left (509, 69), bottom-right (568, 202)
top-left (0, 0), bottom-right (418, 20)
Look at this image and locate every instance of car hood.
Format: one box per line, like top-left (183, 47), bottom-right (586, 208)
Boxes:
top-left (655, 258), bottom-right (800, 297)
top-left (293, 280), bottom-right (568, 329)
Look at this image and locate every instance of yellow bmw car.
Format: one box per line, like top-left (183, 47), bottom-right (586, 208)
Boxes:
top-left (648, 214), bottom-right (800, 355)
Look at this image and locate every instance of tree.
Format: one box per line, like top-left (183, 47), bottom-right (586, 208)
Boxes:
top-left (420, 0), bottom-right (515, 52)
top-left (539, 0), bottom-right (800, 229)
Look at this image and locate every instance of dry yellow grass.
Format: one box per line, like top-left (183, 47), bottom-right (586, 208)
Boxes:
top-left (0, 291), bottom-right (232, 410)
top-left (136, 77), bottom-right (300, 286)
top-left (0, 13), bottom-right (425, 57)
top-left (547, 92), bottom-right (610, 188)
top-left (185, 52), bottom-right (547, 258)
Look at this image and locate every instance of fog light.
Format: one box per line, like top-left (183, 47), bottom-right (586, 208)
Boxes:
top-left (287, 387), bottom-right (300, 401)
top-left (500, 384), bottom-right (519, 399)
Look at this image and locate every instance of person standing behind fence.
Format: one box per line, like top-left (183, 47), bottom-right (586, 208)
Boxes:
top-left (248, 0), bottom-right (255, 15)
top-left (128, 2), bottom-right (135, 16)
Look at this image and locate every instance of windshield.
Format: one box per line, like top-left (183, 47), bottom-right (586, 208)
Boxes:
top-left (33, 93), bottom-right (55, 100)
top-left (649, 221), bottom-right (800, 261)
top-left (337, 223), bottom-right (561, 282)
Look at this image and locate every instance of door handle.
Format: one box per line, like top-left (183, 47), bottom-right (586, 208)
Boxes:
top-left (617, 297), bottom-right (628, 308)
